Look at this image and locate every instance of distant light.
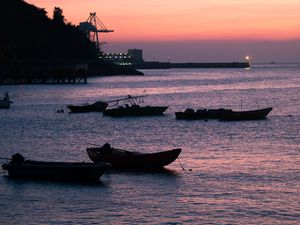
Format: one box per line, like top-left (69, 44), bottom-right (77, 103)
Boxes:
top-left (245, 56), bottom-right (250, 61)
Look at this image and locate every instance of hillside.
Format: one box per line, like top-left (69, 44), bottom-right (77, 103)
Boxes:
top-left (0, 0), bottom-right (142, 78)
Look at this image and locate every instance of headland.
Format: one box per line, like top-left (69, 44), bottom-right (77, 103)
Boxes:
top-left (0, 0), bottom-right (143, 85)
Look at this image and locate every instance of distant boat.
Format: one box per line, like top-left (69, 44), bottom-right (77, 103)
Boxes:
top-left (219, 107), bottom-right (273, 121)
top-left (103, 95), bottom-right (168, 117)
top-left (175, 108), bottom-right (229, 120)
top-left (86, 143), bottom-right (181, 169)
top-left (103, 105), bottom-right (168, 117)
top-left (67, 101), bottom-right (108, 113)
top-left (0, 92), bottom-right (13, 109)
top-left (2, 153), bottom-right (111, 182)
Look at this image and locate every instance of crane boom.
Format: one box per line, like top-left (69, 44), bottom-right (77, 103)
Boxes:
top-left (79, 12), bottom-right (113, 51)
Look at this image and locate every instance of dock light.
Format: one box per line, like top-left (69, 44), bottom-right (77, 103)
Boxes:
top-left (245, 56), bottom-right (251, 68)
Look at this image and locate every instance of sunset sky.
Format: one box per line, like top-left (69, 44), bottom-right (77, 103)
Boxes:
top-left (26, 0), bottom-right (300, 63)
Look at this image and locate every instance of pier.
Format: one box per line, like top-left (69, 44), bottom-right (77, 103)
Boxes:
top-left (102, 49), bottom-right (250, 69)
top-left (0, 60), bottom-right (89, 84)
top-left (134, 61), bottom-right (250, 69)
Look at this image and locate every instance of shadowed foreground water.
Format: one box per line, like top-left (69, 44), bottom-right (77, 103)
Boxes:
top-left (0, 65), bottom-right (300, 224)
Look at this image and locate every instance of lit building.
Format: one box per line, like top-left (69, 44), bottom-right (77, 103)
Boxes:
top-left (101, 49), bottom-right (144, 66)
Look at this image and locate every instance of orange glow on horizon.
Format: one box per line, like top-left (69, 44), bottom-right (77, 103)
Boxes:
top-left (26, 0), bottom-right (300, 42)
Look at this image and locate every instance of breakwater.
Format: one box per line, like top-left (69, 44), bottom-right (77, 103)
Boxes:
top-left (135, 61), bottom-right (249, 69)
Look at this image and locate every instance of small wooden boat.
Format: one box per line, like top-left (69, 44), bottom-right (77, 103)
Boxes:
top-left (175, 108), bottom-right (229, 120)
top-left (103, 94), bottom-right (168, 117)
top-left (219, 107), bottom-right (273, 121)
top-left (67, 101), bottom-right (108, 113)
top-left (0, 100), bottom-right (10, 108)
top-left (0, 92), bottom-right (13, 109)
top-left (103, 105), bottom-right (168, 117)
top-left (1, 153), bottom-right (111, 182)
top-left (86, 143), bottom-right (181, 169)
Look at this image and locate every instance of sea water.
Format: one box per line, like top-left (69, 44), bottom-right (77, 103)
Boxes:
top-left (0, 64), bottom-right (299, 224)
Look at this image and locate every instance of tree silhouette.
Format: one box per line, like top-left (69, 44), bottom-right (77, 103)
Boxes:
top-left (53, 7), bottom-right (64, 24)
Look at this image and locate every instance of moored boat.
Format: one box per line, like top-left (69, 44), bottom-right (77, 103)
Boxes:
top-left (67, 101), bottom-right (108, 113)
top-left (175, 108), bottom-right (229, 120)
top-left (103, 105), bottom-right (168, 117)
top-left (219, 107), bottom-right (273, 121)
top-left (0, 92), bottom-right (13, 109)
top-left (86, 143), bottom-right (181, 169)
top-left (103, 95), bottom-right (168, 117)
top-left (2, 153), bottom-right (111, 182)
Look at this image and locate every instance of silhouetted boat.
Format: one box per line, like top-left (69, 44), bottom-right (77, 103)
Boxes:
top-left (219, 107), bottom-right (273, 121)
top-left (103, 95), bottom-right (168, 117)
top-left (103, 105), bottom-right (168, 117)
top-left (2, 153), bottom-right (111, 182)
top-left (175, 108), bottom-right (229, 120)
top-left (0, 100), bottom-right (10, 108)
top-left (67, 101), bottom-right (108, 113)
top-left (86, 143), bottom-right (181, 169)
top-left (0, 92), bottom-right (13, 108)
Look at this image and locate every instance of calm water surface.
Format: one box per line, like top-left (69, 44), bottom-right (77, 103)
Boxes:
top-left (0, 65), bottom-right (300, 224)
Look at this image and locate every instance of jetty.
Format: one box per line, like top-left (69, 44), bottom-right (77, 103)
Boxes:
top-left (0, 60), bottom-right (89, 84)
top-left (134, 61), bottom-right (250, 69)
top-left (102, 49), bottom-right (250, 69)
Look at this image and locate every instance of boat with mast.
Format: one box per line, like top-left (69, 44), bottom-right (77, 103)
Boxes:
top-left (103, 95), bottom-right (168, 117)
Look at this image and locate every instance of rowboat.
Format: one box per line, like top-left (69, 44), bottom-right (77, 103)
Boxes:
top-left (175, 108), bottom-right (228, 120)
top-left (86, 144), bottom-right (181, 169)
top-left (67, 101), bottom-right (108, 113)
top-left (0, 100), bottom-right (10, 108)
top-left (103, 105), bottom-right (168, 117)
top-left (219, 107), bottom-right (273, 121)
top-left (2, 153), bottom-right (111, 182)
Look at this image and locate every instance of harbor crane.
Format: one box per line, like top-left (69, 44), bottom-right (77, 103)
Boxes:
top-left (79, 12), bottom-right (113, 51)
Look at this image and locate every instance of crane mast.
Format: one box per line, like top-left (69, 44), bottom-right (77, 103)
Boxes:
top-left (79, 12), bottom-right (113, 51)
